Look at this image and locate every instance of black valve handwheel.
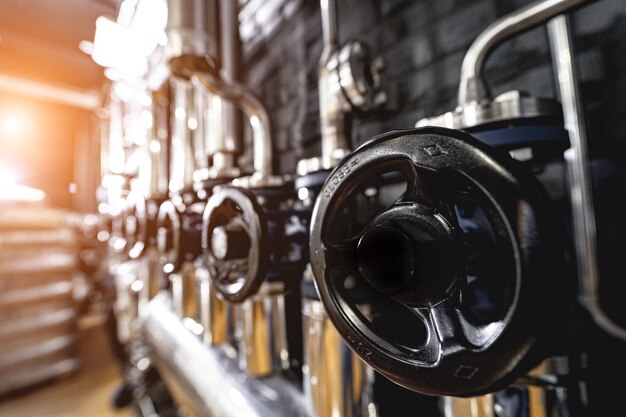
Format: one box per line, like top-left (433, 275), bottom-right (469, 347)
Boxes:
top-left (156, 200), bottom-right (182, 274)
top-left (202, 186), bottom-right (269, 303)
top-left (309, 127), bottom-right (563, 397)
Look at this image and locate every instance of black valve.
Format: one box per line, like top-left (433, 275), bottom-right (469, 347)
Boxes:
top-left (156, 199), bottom-right (182, 273)
top-left (309, 127), bottom-right (566, 397)
top-left (201, 186), bottom-right (269, 303)
top-left (155, 179), bottom-right (231, 273)
top-left (202, 184), bottom-right (309, 303)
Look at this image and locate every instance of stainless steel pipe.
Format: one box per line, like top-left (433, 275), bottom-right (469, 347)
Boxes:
top-left (169, 78), bottom-right (197, 192)
top-left (318, 0), bottom-right (350, 168)
top-left (165, 0), bottom-right (219, 62)
top-left (191, 72), bottom-right (274, 178)
top-left (548, 15), bottom-right (626, 341)
top-left (216, 0), bottom-right (242, 169)
top-left (458, 0), bottom-right (590, 106)
top-left (141, 294), bottom-right (309, 417)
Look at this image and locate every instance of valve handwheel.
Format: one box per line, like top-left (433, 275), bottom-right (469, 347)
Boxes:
top-left (156, 200), bottom-right (182, 273)
top-left (202, 186), bottom-right (269, 303)
top-left (125, 193), bottom-right (147, 257)
top-left (309, 127), bottom-right (564, 396)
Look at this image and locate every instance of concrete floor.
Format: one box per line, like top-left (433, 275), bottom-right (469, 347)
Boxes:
top-left (0, 317), bottom-right (134, 417)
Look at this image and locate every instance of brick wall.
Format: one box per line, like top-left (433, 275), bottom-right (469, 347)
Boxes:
top-left (238, 0), bottom-right (626, 175)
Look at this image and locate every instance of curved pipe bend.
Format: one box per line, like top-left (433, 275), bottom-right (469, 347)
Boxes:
top-left (458, 0), bottom-right (590, 106)
top-left (191, 71), bottom-right (273, 178)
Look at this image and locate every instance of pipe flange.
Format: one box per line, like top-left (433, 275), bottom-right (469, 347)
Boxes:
top-left (337, 41), bottom-right (386, 113)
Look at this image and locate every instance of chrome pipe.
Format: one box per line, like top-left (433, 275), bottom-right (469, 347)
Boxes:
top-left (238, 284), bottom-right (290, 376)
top-left (319, 0), bottom-right (350, 167)
top-left (196, 266), bottom-right (228, 345)
top-left (141, 294), bottom-right (310, 417)
top-left (169, 78), bottom-right (196, 192)
top-left (320, 0), bottom-right (338, 50)
top-left (218, 0), bottom-right (242, 162)
top-left (151, 88), bottom-right (171, 197)
top-left (191, 72), bottom-right (274, 177)
top-left (548, 15), bottom-right (626, 341)
top-left (459, 0), bottom-right (590, 106)
top-left (302, 298), bottom-right (375, 417)
top-left (165, 0), bottom-right (219, 62)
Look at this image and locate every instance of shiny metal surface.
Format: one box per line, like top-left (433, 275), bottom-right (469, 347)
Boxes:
top-left (458, 0), bottom-right (589, 106)
top-left (443, 396), bottom-right (496, 417)
top-left (169, 78), bottom-right (196, 193)
top-left (196, 266), bottom-right (228, 345)
top-left (156, 198), bottom-right (183, 273)
top-left (193, 83), bottom-right (210, 178)
top-left (218, 0), bottom-right (242, 160)
top-left (142, 294), bottom-right (310, 417)
top-left (302, 298), bottom-right (375, 417)
top-left (191, 71), bottom-right (274, 179)
top-left (238, 282), bottom-right (290, 376)
top-left (318, 0), bottom-right (350, 169)
top-left (548, 16), bottom-right (626, 341)
top-left (171, 262), bottom-right (199, 320)
top-left (165, 0), bottom-right (219, 62)
top-left (112, 260), bottom-right (142, 344)
top-left (317, 0), bottom-right (384, 171)
top-left (336, 42), bottom-right (386, 112)
top-left (416, 90), bottom-right (562, 129)
top-left (151, 86), bottom-right (171, 198)
top-left (136, 248), bottom-right (163, 312)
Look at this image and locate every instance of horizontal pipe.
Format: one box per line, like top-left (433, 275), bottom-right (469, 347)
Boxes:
top-left (141, 294), bottom-right (309, 417)
top-left (458, 0), bottom-right (590, 105)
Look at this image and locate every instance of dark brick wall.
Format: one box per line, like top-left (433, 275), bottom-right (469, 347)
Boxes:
top-left (238, 0), bottom-right (626, 175)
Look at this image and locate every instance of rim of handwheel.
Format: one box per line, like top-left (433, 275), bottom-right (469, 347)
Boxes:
top-left (202, 186), bottom-right (269, 303)
top-left (309, 127), bottom-right (562, 397)
top-left (156, 200), bottom-right (182, 274)
top-left (126, 193), bottom-right (147, 258)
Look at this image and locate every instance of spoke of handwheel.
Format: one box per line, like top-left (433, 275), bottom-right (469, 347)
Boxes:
top-left (393, 163), bottom-right (419, 204)
top-left (403, 306), bottom-right (442, 365)
top-left (325, 240), bottom-right (359, 271)
top-left (414, 169), bottom-right (444, 209)
top-left (426, 300), bottom-right (467, 351)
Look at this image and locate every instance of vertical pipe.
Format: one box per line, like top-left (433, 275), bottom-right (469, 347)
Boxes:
top-left (320, 0), bottom-right (338, 50)
top-left (218, 0), bottom-right (242, 167)
top-left (319, 0), bottom-right (350, 167)
top-left (165, 0), bottom-right (218, 61)
top-left (165, 0), bottom-right (219, 186)
top-left (191, 74), bottom-right (273, 177)
top-left (169, 79), bottom-right (196, 193)
top-left (548, 16), bottom-right (626, 341)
